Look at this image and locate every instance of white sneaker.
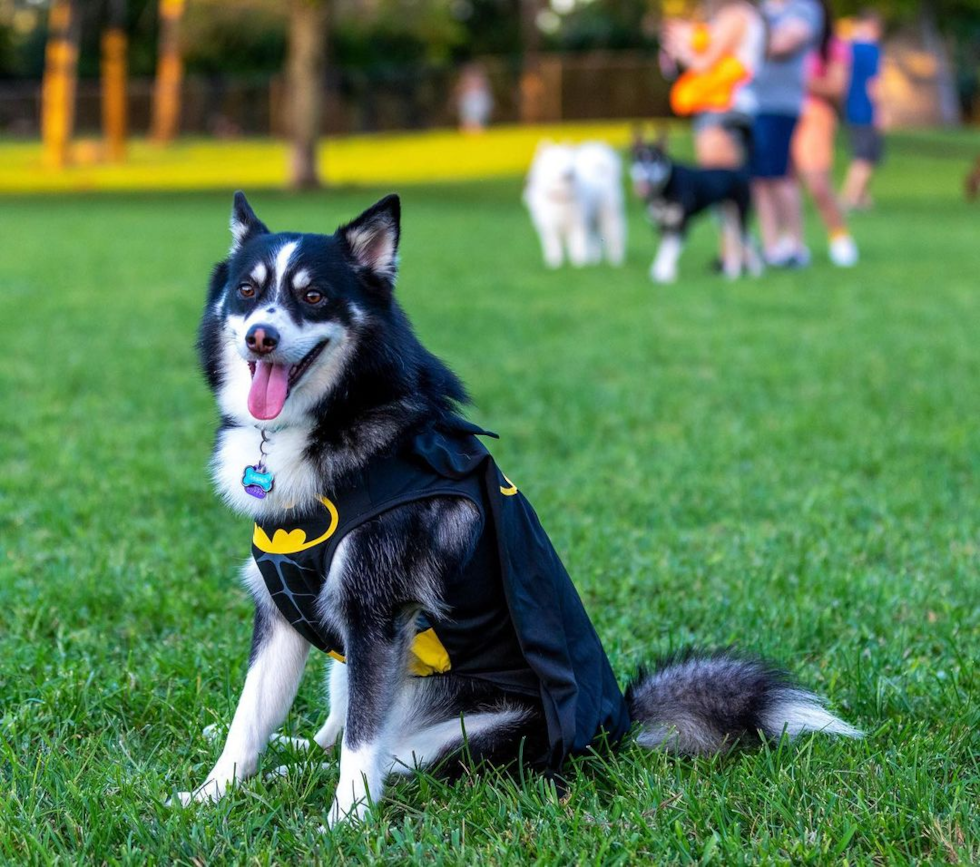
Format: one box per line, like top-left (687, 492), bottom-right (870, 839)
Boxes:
top-left (829, 234), bottom-right (859, 267)
top-left (767, 243), bottom-right (810, 269)
top-left (764, 236), bottom-right (796, 266)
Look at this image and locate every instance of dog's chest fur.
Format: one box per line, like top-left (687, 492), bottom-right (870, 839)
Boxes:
top-left (646, 198), bottom-right (686, 230)
top-left (212, 423), bottom-right (321, 521)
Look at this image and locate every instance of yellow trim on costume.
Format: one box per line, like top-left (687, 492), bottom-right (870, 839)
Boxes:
top-left (252, 496), bottom-right (340, 554)
top-left (407, 628), bottom-right (452, 676)
top-left (499, 474), bottom-right (518, 496)
top-left (325, 628), bottom-right (451, 677)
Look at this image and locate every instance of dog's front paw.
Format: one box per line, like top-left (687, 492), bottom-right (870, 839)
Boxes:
top-left (651, 265), bottom-right (678, 284)
top-left (166, 778), bottom-right (227, 807)
top-left (166, 791), bottom-right (196, 808)
top-left (327, 794), bottom-right (370, 829)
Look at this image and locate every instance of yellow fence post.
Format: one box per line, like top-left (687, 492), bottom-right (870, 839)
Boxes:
top-left (101, 22), bottom-right (128, 162)
top-left (41, 0), bottom-right (79, 170)
top-left (151, 0), bottom-right (186, 145)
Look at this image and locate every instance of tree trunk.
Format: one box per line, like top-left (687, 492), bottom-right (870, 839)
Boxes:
top-left (151, 0), bottom-right (185, 145)
top-left (41, 0), bottom-right (80, 169)
top-left (101, 0), bottom-right (128, 161)
top-left (518, 0), bottom-right (544, 124)
top-left (288, 0), bottom-right (328, 190)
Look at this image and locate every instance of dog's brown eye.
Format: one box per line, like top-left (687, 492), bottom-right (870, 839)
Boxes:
top-left (303, 289), bottom-right (323, 305)
top-left (238, 283), bottom-right (255, 299)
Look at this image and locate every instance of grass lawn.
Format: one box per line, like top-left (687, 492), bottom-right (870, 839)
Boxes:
top-left (2, 130), bottom-right (979, 864)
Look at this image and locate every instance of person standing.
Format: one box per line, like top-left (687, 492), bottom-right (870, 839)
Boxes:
top-left (747, 0), bottom-right (823, 267)
top-left (841, 10), bottom-right (884, 210)
top-left (662, 0), bottom-right (767, 170)
top-left (791, 0), bottom-right (859, 266)
top-left (456, 63), bottom-right (494, 134)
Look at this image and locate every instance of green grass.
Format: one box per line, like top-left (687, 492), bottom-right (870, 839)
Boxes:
top-left (2, 130), bottom-right (979, 864)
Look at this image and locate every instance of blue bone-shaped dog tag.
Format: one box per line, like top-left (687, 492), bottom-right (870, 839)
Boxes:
top-left (242, 464), bottom-right (275, 499)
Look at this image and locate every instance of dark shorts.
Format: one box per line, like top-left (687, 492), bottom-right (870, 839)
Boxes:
top-left (848, 124), bottom-right (884, 164)
top-left (750, 113), bottom-right (799, 179)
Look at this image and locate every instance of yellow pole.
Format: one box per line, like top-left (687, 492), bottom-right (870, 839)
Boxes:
top-left (151, 0), bottom-right (186, 145)
top-left (518, 0), bottom-right (544, 124)
top-left (101, 27), bottom-right (128, 161)
top-left (41, 0), bottom-right (79, 170)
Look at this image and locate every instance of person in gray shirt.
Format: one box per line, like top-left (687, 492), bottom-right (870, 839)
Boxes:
top-left (747, 0), bottom-right (823, 266)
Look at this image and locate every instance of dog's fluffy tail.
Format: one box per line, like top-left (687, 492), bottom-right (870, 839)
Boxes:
top-left (625, 650), bottom-right (861, 755)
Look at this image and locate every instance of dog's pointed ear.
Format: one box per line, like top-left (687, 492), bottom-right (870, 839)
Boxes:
top-left (230, 191), bottom-right (270, 254)
top-left (339, 194), bottom-right (401, 293)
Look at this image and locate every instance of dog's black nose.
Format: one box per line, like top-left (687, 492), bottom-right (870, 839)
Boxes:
top-left (245, 323), bottom-right (279, 355)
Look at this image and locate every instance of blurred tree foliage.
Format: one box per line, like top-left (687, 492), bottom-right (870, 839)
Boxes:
top-left (1, 0), bottom-right (979, 80)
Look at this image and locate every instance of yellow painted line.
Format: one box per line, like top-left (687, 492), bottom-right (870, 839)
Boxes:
top-left (0, 121), bottom-right (653, 194)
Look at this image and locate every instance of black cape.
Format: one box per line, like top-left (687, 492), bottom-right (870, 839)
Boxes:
top-left (252, 419), bottom-right (631, 769)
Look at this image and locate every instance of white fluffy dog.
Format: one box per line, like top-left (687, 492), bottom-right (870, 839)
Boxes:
top-left (523, 141), bottom-right (626, 269)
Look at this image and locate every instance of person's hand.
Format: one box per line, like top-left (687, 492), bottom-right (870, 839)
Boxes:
top-left (661, 19), bottom-right (694, 61)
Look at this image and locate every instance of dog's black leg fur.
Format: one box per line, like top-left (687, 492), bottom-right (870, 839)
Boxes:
top-left (325, 495), bottom-right (485, 824)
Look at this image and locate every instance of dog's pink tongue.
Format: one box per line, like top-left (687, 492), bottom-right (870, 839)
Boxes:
top-left (248, 361), bottom-right (290, 420)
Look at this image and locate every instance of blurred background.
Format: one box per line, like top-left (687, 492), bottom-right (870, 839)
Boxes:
top-left (0, 0), bottom-right (978, 190)
top-left (3, 5), bottom-right (980, 861)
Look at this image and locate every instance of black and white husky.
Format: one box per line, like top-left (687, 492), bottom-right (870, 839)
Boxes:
top-left (631, 134), bottom-right (762, 283)
top-left (172, 192), bottom-right (859, 826)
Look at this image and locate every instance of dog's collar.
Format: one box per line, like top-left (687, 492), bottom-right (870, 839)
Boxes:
top-left (252, 423), bottom-right (287, 434)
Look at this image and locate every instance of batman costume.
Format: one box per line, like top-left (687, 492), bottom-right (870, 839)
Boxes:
top-left (252, 419), bottom-right (631, 770)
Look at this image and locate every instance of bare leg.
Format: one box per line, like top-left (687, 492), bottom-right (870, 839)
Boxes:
top-left (696, 124), bottom-right (743, 169)
top-left (719, 203), bottom-right (742, 279)
top-left (697, 124), bottom-right (744, 265)
top-left (744, 234), bottom-right (764, 276)
top-left (800, 167), bottom-right (858, 266)
top-left (752, 180), bottom-right (781, 257)
top-left (772, 177), bottom-right (804, 251)
top-left (841, 159), bottom-right (875, 209)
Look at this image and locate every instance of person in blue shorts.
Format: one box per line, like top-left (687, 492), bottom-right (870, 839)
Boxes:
top-left (841, 10), bottom-right (884, 210)
top-left (746, 0), bottom-right (822, 267)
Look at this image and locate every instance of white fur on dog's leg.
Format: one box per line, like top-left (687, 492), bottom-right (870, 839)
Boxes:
top-left (539, 226), bottom-right (564, 269)
top-left (651, 233), bottom-right (683, 283)
top-left (329, 741), bottom-right (386, 827)
top-left (270, 657), bottom-right (348, 755)
top-left (567, 217), bottom-right (590, 267)
top-left (268, 733), bottom-right (316, 751)
top-left (265, 761), bottom-right (333, 782)
top-left (599, 202), bottom-right (626, 266)
top-left (315, 659), bottom-right (348, 749)
top-left (171, 607), bottom-right (310, 806)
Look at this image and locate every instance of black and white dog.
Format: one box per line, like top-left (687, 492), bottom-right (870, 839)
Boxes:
top-left (173, 193), bottom-right (858, 825)
top-left (631, 134), bottom-right (762, 283)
